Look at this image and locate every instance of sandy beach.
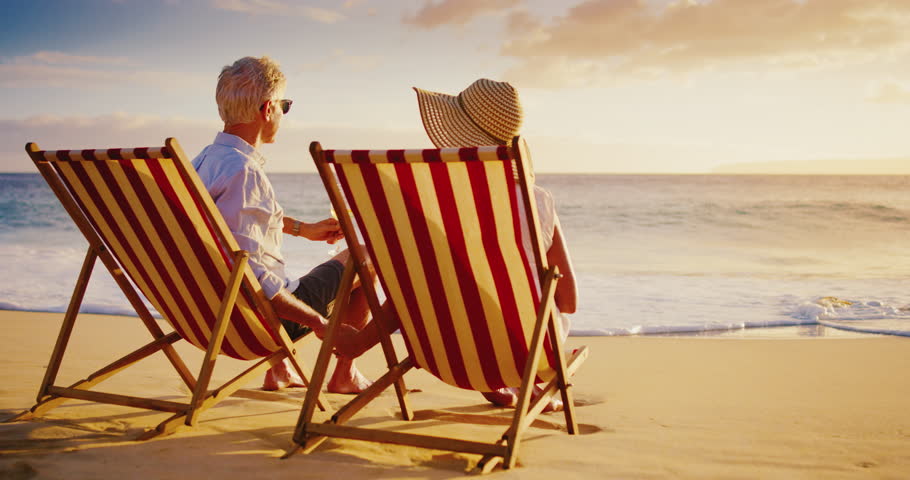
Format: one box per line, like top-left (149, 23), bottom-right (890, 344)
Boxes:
top-left (1, 310), bottom-right (908, 479)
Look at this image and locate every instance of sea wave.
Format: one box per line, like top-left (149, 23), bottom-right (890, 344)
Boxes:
top-left (4, 298), bottom-right (908, 339)
top-left (0, 301), bottom-right (161, 318)
top-left (4, 173), bottom-right (909, 339)
top-left (599, 201), bottom-right (910, 232)
top-left (577, 296), bottom-right (910, 337)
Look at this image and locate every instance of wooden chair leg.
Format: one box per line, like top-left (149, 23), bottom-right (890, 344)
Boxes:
top-left (331, 356), bottom-right (413, 425)
top-left (278, 329), bottom-right (328, 411)
top-left (142, 349), bottom-right (289, 440)
top-left (547, 310), bottom-right (578, 435)
top-left (504, 266), bottom-right (559, 470)
top-left (291, 256), bottom-right (357, 450)
top-left (371, 302), bottom-right (411, 421)
top-left (186, 251), bottom-right (248, 426)
top-left (261, 267), bottom-right (329, 411)
top-left (353, 258), bottom-right (412, 421)
top-left (36, 245), bottom-right (99, 403)
top-left (7, 331), bottom-right (183, 422)
top-left (95, 242), bottom-right (198, 392)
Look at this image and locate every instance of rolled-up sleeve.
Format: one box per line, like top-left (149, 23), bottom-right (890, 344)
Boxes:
top-left (213, 165), bottom-right (285, 299)
top-left (533, 185), bottom-right (557, 251)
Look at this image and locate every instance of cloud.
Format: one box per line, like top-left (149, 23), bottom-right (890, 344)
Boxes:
top-left (5, 113), bottom-right (836, 174)
top-left (0, 114), bottom-right (221, 172)
top-left (0, 52), bottom-right (208, 91)
top-left (297, 49), bottom-right (382, 73)
top-left (9, 51), bottom-right (134, 66)
top-left (866, 78), bottom-right (910, 103)
top-left (0, 114), bottom-right (430, 173)
top-left (211, 0), bottom-right (345, 23)
top-left (404, 0), bottom-right (520, 28)
top-left (499, 0), bottom-right (910, 87)
top-left (338, 54), bottom-right (381, 72)
top-left (502, 56), bottom-right (616, 89)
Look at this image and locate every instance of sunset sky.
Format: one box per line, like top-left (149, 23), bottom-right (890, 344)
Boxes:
top-left (2, 0), bottom-right (910, 173)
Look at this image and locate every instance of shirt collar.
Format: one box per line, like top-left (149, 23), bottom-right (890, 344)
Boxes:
top-left (213, 132), bottom-right (266, 166)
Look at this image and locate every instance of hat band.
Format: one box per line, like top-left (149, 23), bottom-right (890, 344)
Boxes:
top-left (457, 93), bottom-right (506, 145)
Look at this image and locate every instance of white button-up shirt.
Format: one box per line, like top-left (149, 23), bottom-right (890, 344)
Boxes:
top-left (192, 132), bottom-right (298, 299)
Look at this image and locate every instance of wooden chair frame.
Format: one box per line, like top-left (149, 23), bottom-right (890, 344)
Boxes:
top-left (288, 137), bottom-right (588, 472)
top-left (7, 138), bottom-right (327, 439)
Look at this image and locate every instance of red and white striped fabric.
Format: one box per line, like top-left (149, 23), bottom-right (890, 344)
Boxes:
top-left (325, 145), bottom-right (556, 392)
top-left (42, 147), bottom-right (282, 360)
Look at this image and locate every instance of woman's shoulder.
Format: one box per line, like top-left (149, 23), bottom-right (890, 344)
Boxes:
top-left (532, 184), bottom-right (556, 212)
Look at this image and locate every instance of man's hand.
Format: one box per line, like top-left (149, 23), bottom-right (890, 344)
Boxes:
top-left (270, 289), bottom-right (328, 337)
top-left (305, 217), bottom-right (345, 244)
top-left (283, 216), bottom-right (345, 244)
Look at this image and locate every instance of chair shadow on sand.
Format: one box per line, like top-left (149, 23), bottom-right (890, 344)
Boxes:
top-left (1, 386), bottom-right (603, 475)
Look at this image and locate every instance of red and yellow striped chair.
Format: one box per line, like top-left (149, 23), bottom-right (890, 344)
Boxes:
top-left (12, 138), bottom-right (326, 439)
top-left (290, 136), bottom-right (588, 471)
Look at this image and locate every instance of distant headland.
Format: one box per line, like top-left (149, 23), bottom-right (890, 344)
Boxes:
top-left (713, 158), bottom-right (910, 175)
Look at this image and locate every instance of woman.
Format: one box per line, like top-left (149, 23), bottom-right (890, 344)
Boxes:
top-left (413, 78), bottom-right (578, 409)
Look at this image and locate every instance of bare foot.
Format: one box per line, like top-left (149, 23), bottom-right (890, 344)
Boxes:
top-left (535, 385), bottom-right (564, 413)
top-left (262, 358), bottom-right (306, 391)
top-left (482, 388), bottom-right (518, 407)
top-left (327, 363), bottom-right (372, 394)
top-left (481, 386), bottom-right (563, 411)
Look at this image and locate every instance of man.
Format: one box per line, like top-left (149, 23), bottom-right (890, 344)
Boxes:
top-left (192, 56), bottom-right (370, 393)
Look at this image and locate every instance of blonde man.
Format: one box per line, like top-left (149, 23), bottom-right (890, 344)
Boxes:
top-left (192, 56), bottom-right (370, 393)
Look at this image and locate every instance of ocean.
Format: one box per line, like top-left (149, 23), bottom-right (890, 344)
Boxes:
top-left (2, 172), bottom-right (909, 338)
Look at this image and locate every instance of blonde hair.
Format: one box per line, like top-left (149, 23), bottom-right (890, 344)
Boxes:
top-left (216, 56), bottom-right (286, 125)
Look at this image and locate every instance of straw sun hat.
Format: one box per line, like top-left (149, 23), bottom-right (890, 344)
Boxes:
top-left (413, 78), bottom-right (523, 148)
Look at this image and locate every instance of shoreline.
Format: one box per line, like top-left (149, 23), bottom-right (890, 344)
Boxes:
top-left (0, 307), bottom-right (900, 340)
top-left (2, 310), bottom-right (908, 478)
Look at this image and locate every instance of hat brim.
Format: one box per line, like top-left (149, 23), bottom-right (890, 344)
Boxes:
top-left (413, 87), bottom-right (501, 148)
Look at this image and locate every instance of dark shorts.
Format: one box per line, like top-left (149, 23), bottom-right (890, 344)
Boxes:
top-left (281, 259), bottom-right (344, 340)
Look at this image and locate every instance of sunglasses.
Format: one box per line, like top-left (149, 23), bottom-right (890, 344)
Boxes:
top-left (261, 99), bottom-right (293, 115)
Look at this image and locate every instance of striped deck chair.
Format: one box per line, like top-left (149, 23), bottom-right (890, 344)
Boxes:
top-left (10, 138), bottom-right (327, 439)
top-left (289, 136), bottom-right (588, 472)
